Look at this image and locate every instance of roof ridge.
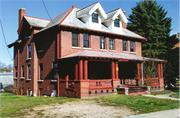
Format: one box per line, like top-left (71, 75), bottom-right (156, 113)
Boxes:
top-left (76, 1), bottom-right (99, 13)
top-left (24, 15), bottom-right (50, 21)
top-left (58, 7), bottom-right (76, 26)
top-left (106, 7), bottom-right (121, 14)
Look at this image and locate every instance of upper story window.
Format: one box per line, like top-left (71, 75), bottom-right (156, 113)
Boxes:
top-left (100, 36), bottom-right (105, 49)
top-left (28, 65), bottom-right (31, 79)
top-left (72, 33), bottom-right (78, 47)
top-left (130, 41), bottom-right (134, 52)
top-left (114, 18), bottom-right (120, 27)
top-left (109, 38), bottom-right (114, 50)
top-left (92, 13), bottom-right (98, 23)
top-left (83, 33), bottom-right (89, 48)
top-left (21, 65), bottom-right (24, 77)
top-left (53, 63), bottom-right (58, 80)
top-left (28, 45), bottom-right (31, 58)
top-left (123, 40), bottom-right (127, 51)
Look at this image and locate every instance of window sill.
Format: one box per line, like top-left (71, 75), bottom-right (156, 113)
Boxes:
top-left (99, 49), bottom-right (107, 51)
top-left (51, 80), bottom-right (57, 82)
top-left (14, 77), bottom-right (17, 80)
top-left (38, 50), bottom-right (43, 53)
top-left (38, 80), bottom-right (44, 82)
top-left (26, 58), bottom-right (31, 61)
top-left (72, 47), bottom-right (81, 49)
top-left (83, 47), bottom-right (91, 50)
top-left (20, 77), bottom-right (25, 80)
top-left (26, 79), bottom-right (31, 81)
top-left (109, 50), bottom-right (116, 52)
top-left (123, 51), bottom-right (129, 53)
top-left (130, 52), bottom-right (136, 54)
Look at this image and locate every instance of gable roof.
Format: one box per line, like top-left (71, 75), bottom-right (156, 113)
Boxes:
top-left (77, 2), bottom-right (107, 19)
top-left (24, 16), bottom-right (50, 28)
top-left (102, 8), bottom-right (128, 23)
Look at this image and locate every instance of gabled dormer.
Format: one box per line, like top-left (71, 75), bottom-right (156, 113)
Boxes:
top-left (102, 8), bottom-right (128, 34)
top-left (77, 2), bottom-right (107, 30)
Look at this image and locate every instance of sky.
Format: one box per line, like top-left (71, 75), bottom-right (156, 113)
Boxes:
top-left (0, 0), bottom-right (179, 66)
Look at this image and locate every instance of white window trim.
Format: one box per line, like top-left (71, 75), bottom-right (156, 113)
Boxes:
top-left (72, 47), bottom-right (81, 49)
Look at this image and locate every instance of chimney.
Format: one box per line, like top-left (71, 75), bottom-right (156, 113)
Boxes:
top-left (19, 8), bottom-right (26, 27)
top-left (122, 10), bottom-right (126, 29)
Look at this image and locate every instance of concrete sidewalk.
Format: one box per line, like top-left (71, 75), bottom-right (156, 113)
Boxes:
top-left (122, 108), bottom-right (180, 118)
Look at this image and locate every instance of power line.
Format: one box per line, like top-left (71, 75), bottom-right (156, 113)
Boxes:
top-left (0, 19), bottom-right (13, 60)
top-left (42, 0), bottom-right (55, 24)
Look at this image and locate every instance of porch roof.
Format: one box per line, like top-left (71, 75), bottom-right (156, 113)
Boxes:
top-left (59, 50), bottom-right (166, 62)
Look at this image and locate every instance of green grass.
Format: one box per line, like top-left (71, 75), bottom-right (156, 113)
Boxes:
top-left (0, 93), bottom-right (79, 117)
top-left (91, 94), bottom-right (179, 113)
top-left (150, 90), bottom-right (172, 95)
top-left (169, 92), bottom-right (180, 98)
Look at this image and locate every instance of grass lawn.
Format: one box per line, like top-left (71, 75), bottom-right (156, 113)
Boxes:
top-left (150, 90), bottom-right (172, 95)
top-left (1, 93), bottom-right (179, 117)
top-left (169, 92), bottom-right (180, 98)
top-left (0, 93), bottom-right (79, 117)
top-left (91, 94), bottom-right (179, 113)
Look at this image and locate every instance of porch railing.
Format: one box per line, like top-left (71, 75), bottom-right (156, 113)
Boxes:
top-left (140, 77), bottom-right (160, 87)
top-left (89, 79), bottom-right (113, 90)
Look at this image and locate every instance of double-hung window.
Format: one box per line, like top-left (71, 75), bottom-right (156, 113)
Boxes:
top-left (15, 66), bottom-right (18, 77)
top-left (114, 18), bottom-right (120, 27)
top-left (130, 41), bottom-right (134, 52)
top-left (21, 65), bottom-right (24, 77)
top-left (123, 40), bottom-right (127, 51)
top-left (83, 33), bottom-right (89, 48)
top-left (28, 65), bottom-right (31, 79)
top-left (109, 38), bottom-right (114, 50)
top-left (100, 36), bottom-right (105, 49)
top-left (72, 33), bottom-right (78, 47)
top-left (92, 13), bottom-right (98, 23)
top-left (53, 63), bottom-right (58, 80)
top-left (39, 64), bottom-right (43, 80)
top-left (28, 45), bottom-right (31, 58)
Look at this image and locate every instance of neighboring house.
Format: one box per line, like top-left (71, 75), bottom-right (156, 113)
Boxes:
top-left (0, 72), bottom-right (14, 87)
top-left (8, 2), bottom-right (165, 98)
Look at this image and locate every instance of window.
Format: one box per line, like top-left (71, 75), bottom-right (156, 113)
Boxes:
top-left (109, 38), bottom-right (114, 50)
top-left (53, 63), bottom-right (58, 80)
top-left (83, 33), bottom-right (89, 48)
top-left (123, 40), bottom-right (127, 51)
top-left (100, 36), bottom-right (105, 49)
top-left (39, 64), bottom-right (43, 80)
top-left (21, 65), bottom-right (24, 77)
top-left (92, 13), bottom-right (98, 23)
top-left (28, 65), bottom-right (31, 79)
top-left (15, 66), bottom-right (18, 77)
top-left (114, 18), bottom-right (120, 27)
top-left (28, 45), bottom-right (31, 58)
top-left (72, 33), bottom-right (78, 47)
top-left (130, 41), bottom-right (134, 52)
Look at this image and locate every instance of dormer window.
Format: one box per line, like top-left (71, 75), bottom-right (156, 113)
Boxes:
top-left (114, 18), bottom-right (120, 27)
top-left (92, 13), bottom-right (98, 23)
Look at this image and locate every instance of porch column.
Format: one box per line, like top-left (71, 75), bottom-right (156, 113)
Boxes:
top-left (161, 63), bottom-right (163, 79)
top-left (84, 60), bottom-right (88, 80)
top-left (115, 61), bottom-right (119, 79)
top-left (158, 63), bottom-right (161, 78)
top-left (57, 64), bottom-right (60, 97)
top-left (75, 63), bottom-right (78, 81)
top-left (137, 63), bottom-right (141, 78)
top-left (79, 59), bottom-right (83, 80)
top-left (111, 61), bottom-right (115, 79)
top-left (65, 75), bottom-right (69, 89)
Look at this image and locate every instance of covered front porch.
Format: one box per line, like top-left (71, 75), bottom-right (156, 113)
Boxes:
top-left (55, 50), bottom-right (165, 98)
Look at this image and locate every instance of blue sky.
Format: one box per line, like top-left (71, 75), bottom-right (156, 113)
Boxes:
top-left (0, 0), bottom-right (179, 66)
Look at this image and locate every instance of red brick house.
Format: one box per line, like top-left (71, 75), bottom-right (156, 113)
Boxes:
top-left (8, 2), bottom-right (165, 98)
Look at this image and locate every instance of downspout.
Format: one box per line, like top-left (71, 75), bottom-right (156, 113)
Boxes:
top-left (141, 61), bottom-right (145, 86)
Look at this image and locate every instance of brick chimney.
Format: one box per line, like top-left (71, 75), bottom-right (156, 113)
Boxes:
top-left (122, 10), bottom-right (126, 29)
top-left (19, 8), bottom-right (26, 27)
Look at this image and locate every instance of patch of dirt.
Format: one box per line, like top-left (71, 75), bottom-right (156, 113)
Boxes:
top-left (21, 100), bottom-right (138, 117)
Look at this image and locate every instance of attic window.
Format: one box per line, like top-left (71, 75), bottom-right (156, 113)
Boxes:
top-left (92, 13), bottom-right (98, 23)
top-left (114, 18), bottom-right (120, 27)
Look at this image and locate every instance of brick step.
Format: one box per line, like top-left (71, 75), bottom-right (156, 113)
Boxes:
top-left (129, 92), bottom-right (147, 96)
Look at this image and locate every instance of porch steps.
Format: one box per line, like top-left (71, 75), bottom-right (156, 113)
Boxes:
top-left (129, 92), bottom-right (147, 96)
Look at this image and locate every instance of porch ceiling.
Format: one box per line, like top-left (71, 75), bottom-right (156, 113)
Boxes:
top-left (59, 50), bottom-right (166, 62)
